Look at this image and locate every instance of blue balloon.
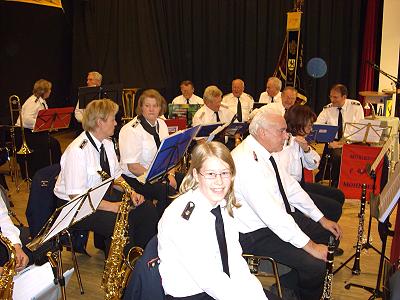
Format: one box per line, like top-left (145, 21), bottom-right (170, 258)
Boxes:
top-left (307, 57), bottom-right (327, 78)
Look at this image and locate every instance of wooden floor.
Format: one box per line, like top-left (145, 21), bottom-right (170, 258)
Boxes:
top-left (2, 130), bottom-right (397, 300)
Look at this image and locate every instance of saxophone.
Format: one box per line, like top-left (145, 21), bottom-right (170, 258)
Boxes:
top-left (98, 171), bottom-right (144, 300)
top-left (351, 183), bottom-right (367, 275)
top-left (321, 235), bottom-right (335, 300)
top-left (0, 233), bottom-right (16, 300)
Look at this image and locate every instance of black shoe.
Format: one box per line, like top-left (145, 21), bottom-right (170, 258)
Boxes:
top-left (334, 247), bottom-right (344, 257)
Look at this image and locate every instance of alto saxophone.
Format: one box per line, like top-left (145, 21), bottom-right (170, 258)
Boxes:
top-left (0, 233), bottom-right (16, 300)
top-left (352, 183), bottom-right (367, 275)
top-left (321, 235), bottom-right (336, 300)
top-left (98, 171), bottom-right (144, 300)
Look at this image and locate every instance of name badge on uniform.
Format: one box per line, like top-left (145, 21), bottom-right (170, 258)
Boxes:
top-left (181, 201), bottom-right (195, 220)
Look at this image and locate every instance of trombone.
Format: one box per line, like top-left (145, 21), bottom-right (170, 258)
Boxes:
top-left (9, 95), bottom-right (33, 190)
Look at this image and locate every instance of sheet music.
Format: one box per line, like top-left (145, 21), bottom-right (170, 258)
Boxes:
top-left (13, 262), bottom-right (74, 300)
top-left (379, 163), bottom-right (400, 222)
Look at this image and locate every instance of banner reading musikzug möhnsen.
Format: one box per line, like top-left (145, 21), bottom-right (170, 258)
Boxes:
top-left (339, 144), bottom-right (383, 200)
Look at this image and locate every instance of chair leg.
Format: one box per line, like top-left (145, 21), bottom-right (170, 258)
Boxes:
top-left (264, 257), bottom-right (283, 299)
top-left (65, 230), bottom-right (85, 294)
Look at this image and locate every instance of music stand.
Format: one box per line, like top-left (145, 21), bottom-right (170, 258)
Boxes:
top-left (343, 120), bottom-right (391, 144)
top-left (223, 122), bottom-right (249, 138)
top-left (137, 126), bottom-right (200, 184)
top-left (305, 124), bottom-right (338, 143)
top-left (78, 84), bottom-right (123, 108)
top-left (164, 118), bottom-right (187, 134)
top-left (33, 107), bottom-right (74, 164)
top-left (344, 164), bottom-right (400, 299)
top-left (195, 123), bottom-right (223, 139)
top-left (27, 177), bottom-right (113, 300)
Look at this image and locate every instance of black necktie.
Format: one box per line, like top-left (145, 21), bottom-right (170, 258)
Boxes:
top-left (100, 143), bottom-right (111, 178)
top-left (211, 206), bottom-right (230, 276)
top-left (215, 111), bottom-right (220, 122)
top-left (337, 107), bottom-right (343, 139)
top-left (271, 96), bottom-right (274, 103)
top-left (269, 156), bottom-right (291, 214)
top-left (236, 97), bottom-right (242, 122)
top-left (186, 98), bottom-right (190, 104)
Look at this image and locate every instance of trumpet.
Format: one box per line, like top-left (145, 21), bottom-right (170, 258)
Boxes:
top-left (8, 95), bottom-right (33, 155)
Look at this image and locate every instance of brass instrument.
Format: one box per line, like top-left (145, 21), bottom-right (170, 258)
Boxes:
top-left (121, 88), bottom-right (138, 124)
top-left (0, 233), bottom-right (16, 299)
top-left (352, 183), bottom-right (367, 275)
top-left (99, 171), bottom-right (144, 299)
top-left (8, 95), bottom-right (33, 156)
top-left (321, 235), bottom-right (336, 300)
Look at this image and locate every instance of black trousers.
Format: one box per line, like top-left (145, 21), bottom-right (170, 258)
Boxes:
top-left (302, 182), bottom-right (344, 222)
top-left (15, 128), bottom-right (62, 179)
top-left (239, 210), bottom-right (330, 300)
top-left (122, 175), bottom-right (177, 217)
top-left (56, 189), bottom-right (158, 256)
top-left (166, 289), bottom-right (281, 300)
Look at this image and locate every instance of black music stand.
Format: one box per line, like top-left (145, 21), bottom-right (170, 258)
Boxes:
top-left (344, 164), bottom-right (400, 299)
top-left (78, 84), bottom-right (123, 108)
top-left (27, 177), bottom-right (113, 300)
top-left (33, 107), bottom-right (74, 164)
top-left (137, 126), bottom-right (200, 185)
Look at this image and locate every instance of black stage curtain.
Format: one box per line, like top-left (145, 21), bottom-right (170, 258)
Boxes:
top-left (1, 0), bottom-right (369, 122)
top-left (0, 1), bottom-right (72, 125)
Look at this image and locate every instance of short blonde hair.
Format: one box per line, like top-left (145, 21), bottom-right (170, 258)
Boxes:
top-left (82, 99), bottom-right (119, 131)
top-left (203, 85), bottom-right (222, 104)
top-left (179, 141), bottom-right (240, 217)
top-left (33, 79), bottom-right (52, 98)
top-left (136, 89), bottom-right (163, 116)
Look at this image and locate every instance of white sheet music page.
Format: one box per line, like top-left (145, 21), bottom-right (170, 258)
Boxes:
top-left (379, 163), bottom-right (400, 222)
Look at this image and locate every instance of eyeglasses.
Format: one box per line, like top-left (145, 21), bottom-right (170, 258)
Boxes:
top-left (199, 171), bottom-right (232, 180)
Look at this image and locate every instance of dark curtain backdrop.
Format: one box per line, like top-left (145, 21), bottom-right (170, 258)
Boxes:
top-left (1, 0), bottom-right (372, 125)
top-left (0, 1), bottom-right (72, 124)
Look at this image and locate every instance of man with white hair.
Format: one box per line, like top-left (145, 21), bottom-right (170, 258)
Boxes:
top-left (259, 77), bottom-right (282, 104)
top-left (222, 79), bottom-right (254, 122)
top-left (231, 110), bottom-right (342, 300)
top-left (75, 71), bottom-right (103, 123)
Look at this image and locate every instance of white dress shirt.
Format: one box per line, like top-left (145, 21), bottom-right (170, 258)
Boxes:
top-left (231, 135), bottom-right (324, 248)
top-left (119, 116), bottom-right (169, 178)
top-left (259, 91), bottom-right (282, 104)
top-left (74, 100), bottom-right (84, 123)
top-left (316, 99), bottom-right (364, 138)
top-left (54, 131), bottom-right (122, 200)
top-left (222, 93), bottom-right (254, 122)
top-left (16, 95), bottom-right (48, 129)
top-left (172, 94), bottom-right (204, 105)
top-left (192, 105), bottom-right (235, 127)
top-left (277, 135), bottom-right (320, 182)
top-left (158, 188), bottom-right (268, 300)
top-left (0, 194), bottom-right (21, 245)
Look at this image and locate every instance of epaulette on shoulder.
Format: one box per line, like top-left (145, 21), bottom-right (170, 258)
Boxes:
top-left (79, 139), bottom-right (88, 149)
top-left (181, 201), bottom-right (195, 220)
top-left (323, 103), bottom-right (332, 109)
top-left (350, 100), bottom-right (361, 106)
top-left (132, 119), bottom-right (140, 128)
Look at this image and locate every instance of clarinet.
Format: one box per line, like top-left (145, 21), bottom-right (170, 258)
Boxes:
top-left (321, 235), bottom-right (336, 300)
top-left (352, 183), bottom-right (367, 275)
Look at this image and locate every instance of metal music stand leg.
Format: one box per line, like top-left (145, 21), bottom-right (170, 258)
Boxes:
top-left (47, 132), bottom-right (53, 165)
top-left (65, 230), bottom-right (84, 294)
top-left (16, 155), bottom-right (31, 192)
top-left (47, 235), bottom-right (67, 300)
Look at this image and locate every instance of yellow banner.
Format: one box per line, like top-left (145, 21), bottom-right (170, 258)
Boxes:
top-left (6, 0), bottom-right (62, 8)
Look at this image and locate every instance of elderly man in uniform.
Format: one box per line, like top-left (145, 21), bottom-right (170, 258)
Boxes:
top-left (172, 80), bottom-right (203, 105)
top-left (315, 84), bottom-right (364, 187)
top-left (259, 77), bottom-right (282, 104)
top-left (231, 110), bottom-right (342, 300)
top-left (222, 79), bottom-right (254, 122)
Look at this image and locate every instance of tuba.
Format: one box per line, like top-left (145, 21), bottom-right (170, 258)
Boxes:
top-left (0, 233), bottom-right (16, 300)
top-left (98, 171), bottom-right (143, 300)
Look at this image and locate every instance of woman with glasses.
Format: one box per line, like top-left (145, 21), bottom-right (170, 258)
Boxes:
top-left (277, 104), bottom-right (344, 224)
top-left (158, 141), bottom-right (278, 300)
